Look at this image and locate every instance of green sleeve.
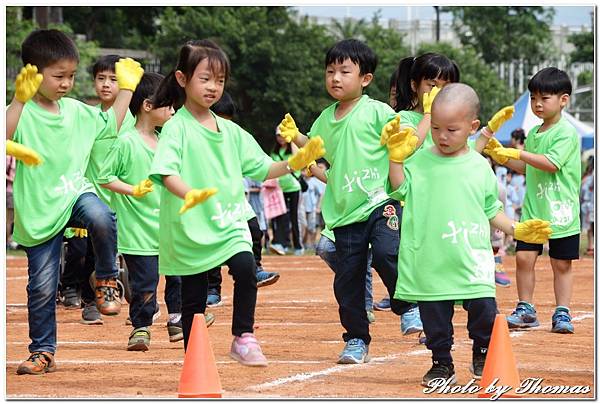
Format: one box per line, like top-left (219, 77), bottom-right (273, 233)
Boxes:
top-left (97, 138), bottom-right (129, 185)
top-left (95, 107), bottom-right (118, 141)
top-left (149, 128), bottom-right (182, 186)
top-left (544, 130), bottom-right (578, 170)
top-left (238, 129), bottom-right (273, 181)
top-left (484, 166), bottom-right (503, 219)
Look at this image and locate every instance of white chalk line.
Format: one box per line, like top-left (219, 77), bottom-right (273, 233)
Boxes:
top-left (6, 359), bottom-right (323, 366)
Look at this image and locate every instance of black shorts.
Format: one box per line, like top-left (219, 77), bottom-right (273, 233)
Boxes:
top-left (516, 233), bottom-right (580, 260)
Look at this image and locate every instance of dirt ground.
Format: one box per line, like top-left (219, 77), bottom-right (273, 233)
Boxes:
top-left (5, 254), bottom-right (595, 399)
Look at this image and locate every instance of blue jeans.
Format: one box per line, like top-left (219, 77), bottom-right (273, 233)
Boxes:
top-left (315, 235), bottom-right (373, 310)
top-left (164, 276), bottom-right (182, 314)
top-left (332, 200), bottom-right (413, 345)
top-left (123, 254), bottom-right (159, 328)
top-left (24, 192), bottom-right (118, 353)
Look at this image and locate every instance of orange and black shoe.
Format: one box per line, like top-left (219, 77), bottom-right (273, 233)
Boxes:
top-left (16, 352), bottom-right (56, 375)
top-left (95, 278), bottom-right (122, 316)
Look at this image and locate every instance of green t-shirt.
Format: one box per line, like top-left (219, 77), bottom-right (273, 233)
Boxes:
top-left (97, 127), bottom-right (160, 254)
top-left (149, 107), bottom-right (273, 275)
top-left (86, 106), bottom-right (136, 206)
top-left (270, 148), bottom-right (301, 193)
top-left (12, 98), bottom-right (117, 247)
top-left (308, 95), bottom-right (397, 229)
top-left (320, 226), bottom-right (335, 241)
top-left (522, 117), bottom-right (581, 238)
top-left (387, 148), bottom-right (503, 302)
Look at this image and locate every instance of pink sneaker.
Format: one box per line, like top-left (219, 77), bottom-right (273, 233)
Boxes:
top-left (229, 332), bottom-right (268, 367)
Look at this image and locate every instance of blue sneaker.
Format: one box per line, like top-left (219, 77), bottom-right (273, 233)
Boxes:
top-left (337, 338), bottom-right (369, 364)
top-left (551, 307), bottom-right (574, 334)
top-left (507, 301), bottom-right (539, 329)
top-left (206, 293), bottom-right (223, 308)
top-left (256, 268), bottom-right (280, 288)
top-left (401, 306), bottom-right (423, 335)
top-left (373, 296), bottom-right (391, 311)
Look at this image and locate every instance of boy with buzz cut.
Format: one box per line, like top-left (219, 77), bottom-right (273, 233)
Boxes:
top-left (484, 67), bottom-right (581, 334)
top-left (6, 29), bottom-right (143, 375)
top-left (278, 38), bottom-right (422, 364)
top-left (384, 82), bottom-right (553, 386)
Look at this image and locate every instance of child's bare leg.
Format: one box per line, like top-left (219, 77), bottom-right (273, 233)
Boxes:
top-left (515, 250), bottom-right (539, 302)
top-left (550, 258), bottom-right (573, 307)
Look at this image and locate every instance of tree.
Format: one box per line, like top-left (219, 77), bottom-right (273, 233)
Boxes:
top-left (417, 42), bottom-right (514, 125)
top-left (152, 6), bottom-right (333, 150)
top-left (568, 31), bottom-right (593, 63)
top-left (445, 7), bottom-right (555, 66)
top-left (328, 17), bottom-right (368, 41)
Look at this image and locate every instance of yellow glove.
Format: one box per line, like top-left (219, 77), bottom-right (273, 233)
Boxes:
top-left (380, 115), bottom-right (401, 146)
top-left (14, 64), bottom-right (43, 103)
top-left (6, 140), bottom-right (42, 166)
top-left (278, 113), bottom-right (303, 143)
top-left (385, 128), bottom-right (419, 163)
top-left (132, 179), bottom-right (154, 197)
top-left (179, 188), bottom-right (218, 214)
top-left (483, 137), bottom-right (509, 165)
top-left (422, 86), bottom-right (441, 114)
top-left (287, 136), bottom-right (326, 171)
top-left (115, 58), bottom-right (144, 91)
top-left (513, 219), bottom-right (553, 244)
top-left (487, 106), bottom-right (515, 133)
top-left (494, 147), bottom-right (521, 161)
top-left (305, 161), bottom-right (317, 178)
top-left (72, 228), bottom-right (88, 238)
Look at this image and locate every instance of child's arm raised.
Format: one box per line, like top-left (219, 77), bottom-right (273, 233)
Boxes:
top-left (381, 119), bottom-right (418, 190)
top-left (413, 86), bottom-right (441, 148)
top-left (278, 113), bottom-right (309, 147)
top-left (265, 136), bottom-right (326, 179)
top-left (490, 212), bottom-right (552, 244)
top-left (483, 138), bottom-right (527, 174)
top-left (474, 106), bottom-right (515, 153)
top-left (112, 58), bottom-right (144, 131)
top-left (101, 179), bottom-right (154, 197)
top-left (7, 64), bottom-right (43, 139)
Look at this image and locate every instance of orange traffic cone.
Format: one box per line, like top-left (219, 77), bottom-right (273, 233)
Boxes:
top-left (478, 314), bottom-right (521, 398)
top-left (177, 313), bottom-right (223, 398)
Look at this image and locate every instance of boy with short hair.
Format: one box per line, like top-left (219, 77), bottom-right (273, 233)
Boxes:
top-left (484, 67), bottom-right (581, 333)
top-left (6, 29), bottom-right (143, 374)
top-left (279, 38), bottom-right (422, 364)
top-left (385, 82), bottom-right (552, 385)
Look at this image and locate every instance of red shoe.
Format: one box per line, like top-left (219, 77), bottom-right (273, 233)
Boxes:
top-left (95, 278), bottom-right (122, 316)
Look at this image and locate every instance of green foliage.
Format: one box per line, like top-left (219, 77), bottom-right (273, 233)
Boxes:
top-left (446, 6), bottom-right (555, 68)
top-left (152, 6), bottom-right (333, 150)
top-left (417, 42), bottom-right (514, 125)
top-left (6, 6), bottom-right (99, 101)
top-left (568, 31), bottom-right (593, 63)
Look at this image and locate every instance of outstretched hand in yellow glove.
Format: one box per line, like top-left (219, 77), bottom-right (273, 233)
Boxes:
top-left (483, 137), bottom-right (509, 165)
top-left (72, 228), bottom-right (88, 238)
top-left (287, 136), bottom-right (326, 171)
top-left (278, 113), bottom-right (303, 143)
top-left (179, 188), bottom-right (218, 214)
top-left (422, 86), bottom-right (442, 114)
top-left (487, 106), bottom-right (515, 133)
top-left (7, 140), bottom-right (42, 166)
top-left (15, 64), bottom-right (43, 103)
top-left (513, 219), bottom-right (553, 244)
top-left (132, 179), bottom-right (154, 197)
top-left (115, 58), bottom-right (144, 91)
top-left (494, 147), bottom-right (521, 161)
top-left (380, 117), bottom-right (418, 163)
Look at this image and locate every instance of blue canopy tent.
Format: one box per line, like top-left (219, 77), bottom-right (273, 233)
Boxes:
top-left (494, 91), bottom-right (594, 150)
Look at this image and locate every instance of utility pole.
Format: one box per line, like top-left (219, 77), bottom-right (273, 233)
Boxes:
top-left (434, 6), bottom-right (440, 42)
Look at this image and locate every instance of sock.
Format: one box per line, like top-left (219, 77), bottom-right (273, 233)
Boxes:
top-left (169, 313), bottom-right (181, 323)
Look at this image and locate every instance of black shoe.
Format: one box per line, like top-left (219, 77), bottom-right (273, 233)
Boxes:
top-left (470, 348), bottom-right (487, 380)
top-left (422, 361), bottom-right (456, 387)
top-left (59, 286), bottom-right (81, 309)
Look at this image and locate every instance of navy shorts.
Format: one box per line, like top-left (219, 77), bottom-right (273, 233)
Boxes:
top-left (516, 233), bottom-right (580, 260)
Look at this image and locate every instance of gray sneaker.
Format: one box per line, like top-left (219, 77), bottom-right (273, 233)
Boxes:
top-left (80, 301), bottom-right (103, 325)
top-left (127, 327), bottom-right (151, 351)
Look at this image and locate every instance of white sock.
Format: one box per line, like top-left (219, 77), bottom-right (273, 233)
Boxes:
top-left (169, 313), bottom-right (181, 323)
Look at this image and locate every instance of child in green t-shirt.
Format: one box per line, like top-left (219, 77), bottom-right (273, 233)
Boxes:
top-left (384, 83), bottom-right (552, 386)
top-left (148, 39), bottom-right (324, 367)
top-left (6, 29), bottom-right (143, 375)
top-left (278, 38), bottom-right (422, 364)
top-left (484, 67), bottom-right (582, 334)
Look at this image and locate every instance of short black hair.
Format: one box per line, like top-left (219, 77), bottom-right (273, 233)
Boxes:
top-left (511, 128), bottom-right (526, 145)
top-left (211, 91), bottom-right (237, 118)
top-left (21, 29), bottom-right (79, 71)
top-left (325, 38), bottom-right (377, 76)
top-left (92, 54), bottom-right (121, 78)
top-left (130, 72), bottom-right (165, 116)
top-left (528, 67), bottom-right (572, 96)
